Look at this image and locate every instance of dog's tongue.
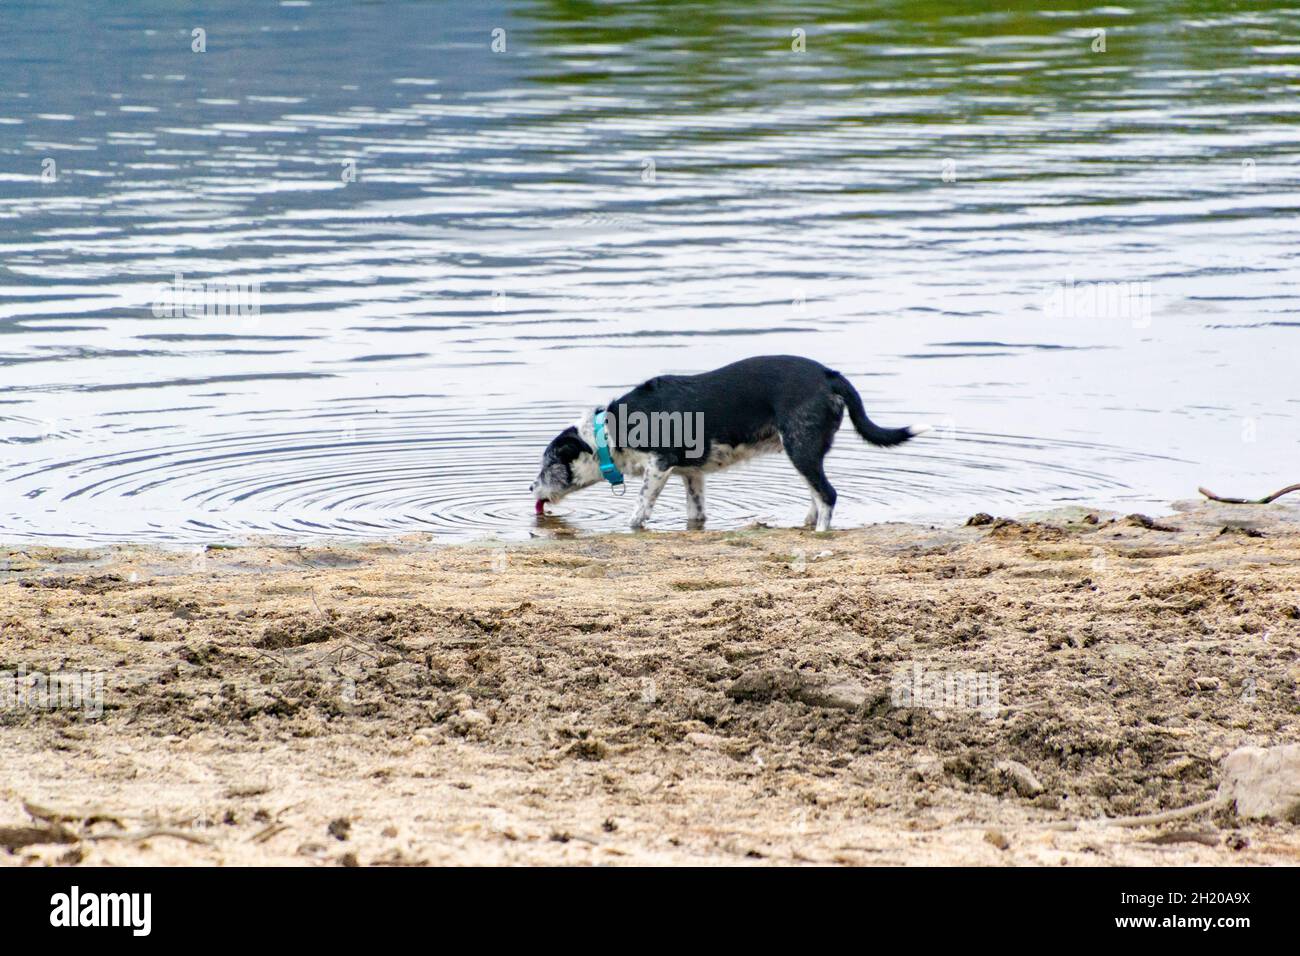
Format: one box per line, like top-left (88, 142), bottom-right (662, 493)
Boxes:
top-left (535, 500), bottom-right (546, 515)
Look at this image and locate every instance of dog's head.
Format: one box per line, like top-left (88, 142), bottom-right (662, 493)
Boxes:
top-left (531, 424), bottom-right (600, 506)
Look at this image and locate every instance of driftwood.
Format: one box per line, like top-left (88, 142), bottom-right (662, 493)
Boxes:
top-left (19, 799), bottom-right (213, 848)
top-left (1198, 483), bottom-right (1300, 505)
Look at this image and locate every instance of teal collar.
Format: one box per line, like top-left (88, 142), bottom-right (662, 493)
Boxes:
top-left (592, 410), bottom-right (625, 489)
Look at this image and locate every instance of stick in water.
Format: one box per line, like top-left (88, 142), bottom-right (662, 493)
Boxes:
top-left (1198, 483), bottom-right (1300, 505)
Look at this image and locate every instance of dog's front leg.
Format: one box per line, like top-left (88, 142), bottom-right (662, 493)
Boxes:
top-left (681, 471), bottom-right (705, 530)
top-left (630, 462), bottom-right (673, 530)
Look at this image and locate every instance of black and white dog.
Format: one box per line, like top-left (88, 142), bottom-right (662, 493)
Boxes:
top-left (530, 355), bottom-right (928, 531)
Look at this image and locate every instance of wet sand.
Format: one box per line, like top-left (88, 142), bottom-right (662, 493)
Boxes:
top-left (1, 500), bottom-right (1298, 866)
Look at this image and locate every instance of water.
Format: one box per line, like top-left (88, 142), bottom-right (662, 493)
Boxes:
top-left (2, 0), bottom-right (1298, 545)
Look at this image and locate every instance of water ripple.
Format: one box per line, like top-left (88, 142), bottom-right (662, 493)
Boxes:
top-left (0, 0), bottom-right (1295, 544)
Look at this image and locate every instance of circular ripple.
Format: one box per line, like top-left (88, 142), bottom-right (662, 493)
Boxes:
top-left (0, 406), bottom-right (1183, 545)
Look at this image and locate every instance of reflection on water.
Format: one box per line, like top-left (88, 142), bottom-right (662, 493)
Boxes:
top-left (1, 0), bottom-right (1297, 544)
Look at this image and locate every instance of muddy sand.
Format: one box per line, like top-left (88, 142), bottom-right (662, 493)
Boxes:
top-left (1, 500), bottom-right (1298, 866)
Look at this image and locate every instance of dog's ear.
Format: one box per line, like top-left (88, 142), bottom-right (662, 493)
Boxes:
top-left (553, 426), bottom-right (593, 462)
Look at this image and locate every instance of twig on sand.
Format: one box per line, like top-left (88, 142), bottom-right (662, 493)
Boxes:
top-left (22, 799), bottom-right (123, 827)
top-left (1199, 483), bottom-right (1300, 505)
top-left (950, 796), bottom-right (1224, 835)
top-left (85, 828), bottom-right (214, 846)
top-left (308, 591), bottom-right (385, 661)
top-left (250, 822), bottom-right (290, 844)
top-left (22, 799), bottom-right (214, 847)
top-left (1093, 796), bottom-right (1222, 829)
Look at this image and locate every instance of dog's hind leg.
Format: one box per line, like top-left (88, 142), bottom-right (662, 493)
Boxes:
top-left (681, 471), bottom-right (705, 530)
top-left (798, 477), bottom-right (834, 531)
top-left (783, 430), bottom-right (837, 532)
top-left (802, 493), bottom-right (819, 530)
top-left (630, 461), bottom-right (673, 530)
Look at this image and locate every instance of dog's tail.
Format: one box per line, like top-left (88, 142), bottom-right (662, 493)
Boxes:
top-left (827, 371), bottom-right (929, 447)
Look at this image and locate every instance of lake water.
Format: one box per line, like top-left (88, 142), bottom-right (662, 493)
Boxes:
top-left (2, 0), bottom-right (1298, 545)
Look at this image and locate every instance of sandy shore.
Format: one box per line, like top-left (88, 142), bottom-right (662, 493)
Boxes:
top-left (1, 500), bottom-right (1298, 866)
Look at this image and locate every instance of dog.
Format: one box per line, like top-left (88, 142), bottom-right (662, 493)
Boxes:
top-left (530, 355), bottom-right (928, 531)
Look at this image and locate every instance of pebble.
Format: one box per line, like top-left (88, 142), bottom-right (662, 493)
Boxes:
top-left (1219, 744), bottom-right (1300, 821)
top-left (995, 759), bottom-right (1044, 797)
top-left (984, 829), bottom-right (1010, 851)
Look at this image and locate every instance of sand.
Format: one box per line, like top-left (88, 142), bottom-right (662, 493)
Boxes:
top-left (1, 499), bottom-right (1298, 866)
